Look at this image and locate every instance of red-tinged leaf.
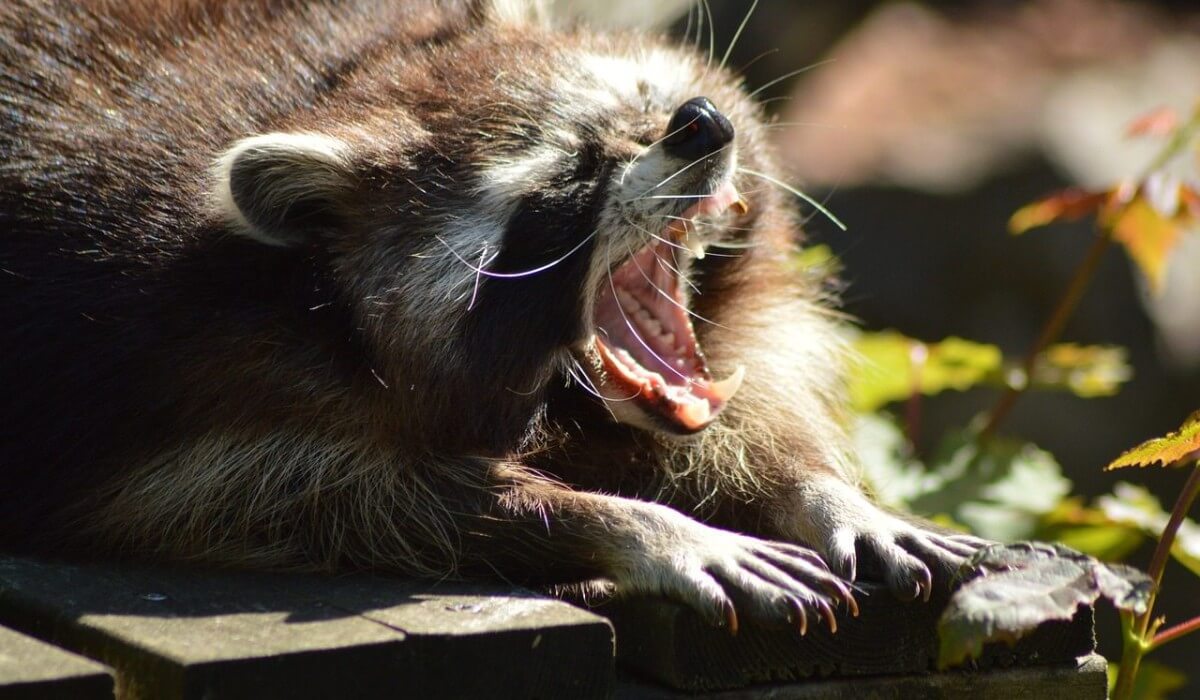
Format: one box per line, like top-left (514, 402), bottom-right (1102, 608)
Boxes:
top-left (1125, 105), bottom-right (1179, 138)
top-left (1008, 189), bottom-right (1108, 235)
top-left (1107, 195), bottom-right (1182, 294)
top-left (1107, 410), bottom-right (1200, 469)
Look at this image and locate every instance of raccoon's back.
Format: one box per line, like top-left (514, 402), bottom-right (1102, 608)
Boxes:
top-left (0, 0), bottom-right (458, 545)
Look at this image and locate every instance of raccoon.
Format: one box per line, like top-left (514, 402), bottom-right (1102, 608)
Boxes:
top-left (0, 0), bottom-right (982, 633)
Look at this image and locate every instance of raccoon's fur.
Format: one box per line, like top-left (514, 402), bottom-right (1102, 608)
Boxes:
top-left (0, 0), bottom-right (981, 631)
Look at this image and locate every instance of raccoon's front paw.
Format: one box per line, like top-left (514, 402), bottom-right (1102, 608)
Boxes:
top-left (783, 477), bottom-right (988, 601)
top-left (617, 507), bottom-right (856, 635)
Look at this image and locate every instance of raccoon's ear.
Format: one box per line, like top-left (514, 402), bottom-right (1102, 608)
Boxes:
top-left (213, 132), bottom-right (353, 247)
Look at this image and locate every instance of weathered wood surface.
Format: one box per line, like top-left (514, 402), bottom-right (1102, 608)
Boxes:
top-left (0, 624), bottom-right (112, 699)
top-left (0, 555), bottom-right (1105, 699)
top-left (615, 653), bottom-right (1108, 699)
top-left (598, 582), bottom-right (1097, 692)
top-left (0, 556), bottom-right (613, 700)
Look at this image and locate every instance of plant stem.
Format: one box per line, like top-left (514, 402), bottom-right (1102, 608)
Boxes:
top-left (1113, 463), bottom-right (1200, 699)
top-left (1114, 610), bottom-right (1145, 700)
top-left (1151, 614), bottom-right (1200, 650)
top-left (1142, 468), bottom-right (1200, 609)
top-left (981, 107), bottom-right (1199, 440)
top-left (981, 231), bottom-right (1111, 439)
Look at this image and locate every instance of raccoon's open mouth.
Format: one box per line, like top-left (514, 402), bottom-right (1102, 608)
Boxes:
top-left (588, 182), bottom-right (747, 434)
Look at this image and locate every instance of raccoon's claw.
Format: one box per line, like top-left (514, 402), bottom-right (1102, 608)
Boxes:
top-left (784, 478), bottom-right (990, 600)
top-left (616, 508), bottom-right (854, 634)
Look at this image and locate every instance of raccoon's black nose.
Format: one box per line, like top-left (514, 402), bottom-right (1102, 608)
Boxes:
top-left (663, 97), bottom-right (735, 161)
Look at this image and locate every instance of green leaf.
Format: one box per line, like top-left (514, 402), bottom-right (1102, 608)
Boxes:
top-left (850, 332), bottom-right (1002, 412)
top-left (1108, 411), bottom-right (1200, 469)
top-left (1098, 482), bottom-right (1200, 577)
top-left (909, 431), bottom-right (1071, 541)
top-left (790, 244), bottom-right (841, 276)
top-left (1030, 344), bottom-right (1132, 398)
top-left (1037, 498), bottom-right (1144, 562)
top-left (1108, 661), bottom-right (1187, 700)
top-left (938, 544), bottom-right (1152, 669)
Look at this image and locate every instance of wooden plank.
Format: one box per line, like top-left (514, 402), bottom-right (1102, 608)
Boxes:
top-left (599, 583), bottom-right (1096, 692)
top-left (0, 556), bottom-right (613, 699)
top-left (0, 624), bottom-right (112, 700)
top-left (615, 653), bottom-right (1108, 699)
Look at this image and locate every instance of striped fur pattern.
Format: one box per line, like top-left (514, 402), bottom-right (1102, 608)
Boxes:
top-left (0, 0), bottom-right (981, 631)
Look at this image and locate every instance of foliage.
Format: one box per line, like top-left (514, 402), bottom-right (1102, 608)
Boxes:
top-left (1109, 411), bottom-right (1200, 469)
top-left (937, 544), bottom-right (1152, 669)
top-left (850, 332), bottom-right (1130, 412)
top-left (838, 102), bottom-right (1200, 698)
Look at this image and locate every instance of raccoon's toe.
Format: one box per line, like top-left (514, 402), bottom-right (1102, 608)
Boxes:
top-left (613, 509), bottom-right (853, 634)
top-left (782, 477), bottom-right (991, 600)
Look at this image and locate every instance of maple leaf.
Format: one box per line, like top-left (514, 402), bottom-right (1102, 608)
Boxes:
top-left (1106, 196), bottom-right (1181, 294)
top-left (1008, 189), bottom-right (1108, 235)
top-left (1107, 411), bottom-right (1200, 469)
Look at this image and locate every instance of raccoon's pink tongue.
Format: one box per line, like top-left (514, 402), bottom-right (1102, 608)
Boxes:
top-left (593, 242), bottom-right (745, 433)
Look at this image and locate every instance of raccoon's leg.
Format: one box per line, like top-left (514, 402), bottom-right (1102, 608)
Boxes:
top-left (475, 463), bottom-right (855, 633)
top-left (681, 296), bottom-right (988, 600)
top-left (763, 473), bottom-right (987, 601)
top-left (86, 436), bottom-right (851, 633)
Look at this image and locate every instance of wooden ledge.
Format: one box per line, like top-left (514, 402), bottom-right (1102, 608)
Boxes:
top-left (0, 556), bottom-right (612, 699)
top-left (0, 556), bottom-right (1104, 699)
top-left (0, 624), bottom-right (112, 700)
top-left (595, 583), bottom-right (1097, 693)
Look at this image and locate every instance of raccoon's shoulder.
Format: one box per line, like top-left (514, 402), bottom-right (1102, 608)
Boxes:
top-left (0, 0), bottom-right (471, 236)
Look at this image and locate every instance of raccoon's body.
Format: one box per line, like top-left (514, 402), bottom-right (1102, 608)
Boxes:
top-left (1, 0), bottom-right (979, 630)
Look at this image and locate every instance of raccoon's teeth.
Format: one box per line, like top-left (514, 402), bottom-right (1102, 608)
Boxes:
top-left (706, 365), bottom-right (746, 402)
top-left (676, 398), bottom-right (712, 428)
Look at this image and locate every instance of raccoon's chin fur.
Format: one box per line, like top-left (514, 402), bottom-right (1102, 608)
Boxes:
top-left (580, 181), bottom-right (748, 436)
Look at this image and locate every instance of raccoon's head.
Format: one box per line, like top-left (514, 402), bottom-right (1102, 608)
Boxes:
top-left (209, 7), bottom-right (778, 449)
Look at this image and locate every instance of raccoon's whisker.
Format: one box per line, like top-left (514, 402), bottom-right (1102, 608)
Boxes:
top-left (762, 121), bottom-right (842, 131)
top-left (646, 243), bottom-right (701, 294)
top-left (605, 244), bottom-right (695, 386)
top-left (736, 48), bottom-right (779, 76)
top-left (629, 193), bottom-right (714, 201)
top-left (625, 243), bottom-right (726, 330)
top-left (621, 216), bottom-right (694, 258)
top-left (705, 238), bottom-right (762, 250)
top-left (566, 362), bottom-right (603, 400)
top-left (621, 115), bottom-right (703, 183)
top-left (737, 167), bottom-right (847, 231)
top-left (568, 358), bottom-right (637, 404)
top-left (682, 2), bottom-right (696, 52)
top-left (757, 95), bottom-right (793, 108)
top-left (699, 0), bottom-right (716, 71)
top-left (746, 60), bottom-right (834, 100)
top-left (625, 240), bottom-right (691, 302)
top-left (435, 231), bottom-right (596, 280)
top-left (467, 244), bottom-right (498, 311)
top-left (657, 213), bottom-right (756, 234)
top-left (719, 0), bottom-right (759, 71)
top-left (628, 142), bottom-right (733, 200)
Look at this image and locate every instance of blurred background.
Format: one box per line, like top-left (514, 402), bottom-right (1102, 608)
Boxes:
top-left (661, 0), bottom-right (1200, 687)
